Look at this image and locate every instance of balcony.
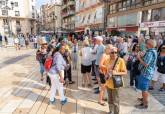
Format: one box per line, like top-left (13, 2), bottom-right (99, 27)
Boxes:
top-left (68, 0), bottom-right (75, 6)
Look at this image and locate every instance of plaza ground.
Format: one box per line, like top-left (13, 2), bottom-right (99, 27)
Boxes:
top-left (0, 47), bottom-right (164, 114)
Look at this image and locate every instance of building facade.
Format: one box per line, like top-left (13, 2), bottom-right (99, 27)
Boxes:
top-left (61, 0), bottom-right (75, 32)
top-left (0, 0), bottom-right (37, 37)
top-left (75, 0), bottom-right (105, 35)
top-left (107, 0), bottom-right (165, 36)
top-left (41, 4), bottom-right (62, 33)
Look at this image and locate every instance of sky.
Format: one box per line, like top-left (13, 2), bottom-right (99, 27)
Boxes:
top-left (36, 0), bottom-right (49, 9)
top-left (36, 0), bottom-right (61, 9)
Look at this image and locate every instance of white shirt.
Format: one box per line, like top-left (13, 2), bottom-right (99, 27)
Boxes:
top-left (81, 46), bottom-right (92, 66)
top-left (91, 44), bottom-right (98, 61)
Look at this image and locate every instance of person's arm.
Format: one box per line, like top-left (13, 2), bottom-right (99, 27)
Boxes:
top-left (99, 54), bottom-right (107, 74)
top-left (137, 52), bottom-right (153, 68)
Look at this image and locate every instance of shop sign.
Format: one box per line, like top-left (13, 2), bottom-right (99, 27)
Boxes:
top-left (140, 21), bottom-right (165, 28)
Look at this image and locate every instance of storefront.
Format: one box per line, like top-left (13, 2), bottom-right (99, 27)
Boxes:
top-left (107, 13), bottom-right (140, 36)
top-left (139, 21), bottom-right (165, 36)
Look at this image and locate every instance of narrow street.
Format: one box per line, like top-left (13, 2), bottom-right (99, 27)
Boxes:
top-left (0, 48), bottom-right (164, 114)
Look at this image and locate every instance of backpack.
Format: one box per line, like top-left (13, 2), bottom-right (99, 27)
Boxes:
top-left (44, 56), bottom-right (53, 72)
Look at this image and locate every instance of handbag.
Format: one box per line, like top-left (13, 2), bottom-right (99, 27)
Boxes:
top-left (112, 57), bottom-right (124, 89)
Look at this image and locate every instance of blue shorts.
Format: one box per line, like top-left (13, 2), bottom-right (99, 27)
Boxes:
top-left (137, 75), bottom-right (150, 91)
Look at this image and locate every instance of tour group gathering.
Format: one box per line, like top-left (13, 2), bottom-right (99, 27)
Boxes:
top-left (35, 34), bottom-right (165, 114)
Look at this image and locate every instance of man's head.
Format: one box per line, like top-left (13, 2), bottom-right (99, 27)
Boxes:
top-left (146, 39), bottom-right (157, 49)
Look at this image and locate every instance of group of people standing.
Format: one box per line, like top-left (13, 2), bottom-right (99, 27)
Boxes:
top-left (35, 33), bottom-right (165, 114)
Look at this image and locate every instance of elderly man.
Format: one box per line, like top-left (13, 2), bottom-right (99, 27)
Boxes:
top-left (136, 39), bottom-right (157, 109)
top-left (94, 36), bottom-right (105, 94)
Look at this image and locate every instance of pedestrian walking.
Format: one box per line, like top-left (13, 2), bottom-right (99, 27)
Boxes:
top-left (94, 36), bottom-right (105, 94)
top-left (34, 36), bottom-right (38, 49)
top-left (136, 39), bottom-right (157, 109)
top-left (149, 45), bottom-right (165, 91)
top-left (4, 36), bottom-right (8, 48)
top-left (48, 44), bottom-right (67, 105)
top-left (14, 36), bottom-right (20, 50)
top-left (71, 39), bottom-right (78, 70)
top-left (105, 47), bottom-right (127, 114)
top-left (80, 40), bottom-right (92, 87)
top-left (0, 33), bottom-right (2, 48)
top-left (36, 44), bottom-right (47, 81)
top-left (91, 38), bottom-right (98, 79)
top-left (25, 36), bottom-right (29, 49)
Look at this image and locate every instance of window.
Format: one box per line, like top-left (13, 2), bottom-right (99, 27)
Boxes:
top-left (3, 19), bottom-right (8, 25)
top-left (110, 4), bottom-right (116, 14)
top-left (2, 1), bottom-right (5, 5)
top-left (16, 20), bottom-right (20, 25)
top-left (32, 6), bottom-right (35, 10)
top-left (15, 11), bottom-right (20, 16)
top-left (142, 10), bottom-right (149, 22)
top-left (2, 10), bottom-right (7, 15)
top-left (152, 8), bottom-right (165, 21)
top-left (15, 2), bottom-right (18, 7)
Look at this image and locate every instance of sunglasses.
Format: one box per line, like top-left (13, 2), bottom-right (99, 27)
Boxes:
top-left (110, 52), bottom-right (118, 54)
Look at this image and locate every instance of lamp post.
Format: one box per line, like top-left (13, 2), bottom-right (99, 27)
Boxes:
top-left (52, 12), bottom-right (57, 36)
top-left (99, 0), bottom-right (111, 36)
top-left (0, 0), bottom-right (15, 37)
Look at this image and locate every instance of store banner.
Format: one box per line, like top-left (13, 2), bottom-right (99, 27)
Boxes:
top-left (140, 21), bottom-right (165, 28)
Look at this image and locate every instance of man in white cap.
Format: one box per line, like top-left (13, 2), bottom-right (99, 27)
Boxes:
top-left (94, 36), bottom-right (105, 94)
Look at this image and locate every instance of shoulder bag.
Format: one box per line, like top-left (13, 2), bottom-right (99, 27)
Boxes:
top-left (112, 57), bottom-right (124, 89)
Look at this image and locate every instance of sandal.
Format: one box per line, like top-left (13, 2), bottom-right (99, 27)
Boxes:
top-left (98, 102), bottom-right (106, 106)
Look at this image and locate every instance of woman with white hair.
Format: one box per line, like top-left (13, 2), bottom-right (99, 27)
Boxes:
top-left (80, 40), bottom-right (92, 87)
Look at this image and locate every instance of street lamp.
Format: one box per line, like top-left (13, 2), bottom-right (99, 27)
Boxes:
top-left (0, 0), bottom-right (15, 37)
top-left (51, 12), bottom-right (57, 36)
top-left (99, 0), bottom-right (111, 36)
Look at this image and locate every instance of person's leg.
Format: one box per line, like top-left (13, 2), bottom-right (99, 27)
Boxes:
top-left (159, 74), bottom-right (165, 91)
top-left (87, 72), bottom-right (92, 87)
top-left (142, 91), bottom-right (148, 106)
top-left (39, 63), bottom-right (44, 81)
top-left (49, 73), bottom-right (56, 102)
top-left (67, 66), bottom-right (72, 82)
top-left (149, 71), bottom-right (159, 90)
top-left (82, 73), bottom-right (85, 87)
top-left (99, 84), bottom-right (106, 104)
top-left (130, 71), bottom-right (134, 86)
top-left (113, 89), bottom-right (120, 114)
top-left (107, 88), bottom-right (114, 113)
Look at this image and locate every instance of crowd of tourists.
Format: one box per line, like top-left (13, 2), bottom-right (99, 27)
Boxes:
top-left (35, 33), bottom-right (165, 114)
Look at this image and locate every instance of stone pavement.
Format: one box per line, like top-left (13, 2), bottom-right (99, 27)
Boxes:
top-left (0, 47), bottom-right (164, 114)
